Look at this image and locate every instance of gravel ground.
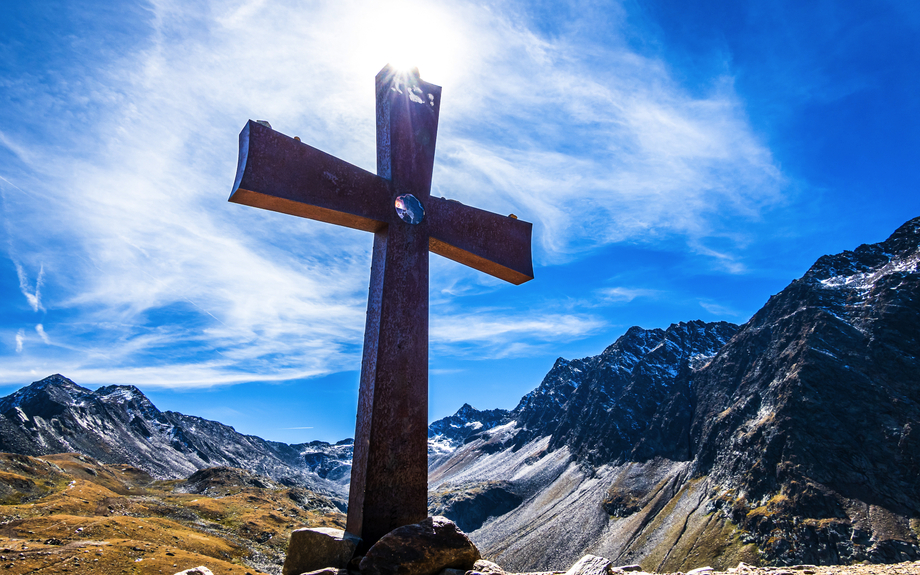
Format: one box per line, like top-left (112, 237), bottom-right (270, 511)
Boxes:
top-left (512, 561), bottom-right (920, 575)
top-left (613, 562), bottom-right (920, 575)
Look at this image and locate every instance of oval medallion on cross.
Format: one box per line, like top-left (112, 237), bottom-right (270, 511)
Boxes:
top-left (395, 194), bottom-right (424, 224)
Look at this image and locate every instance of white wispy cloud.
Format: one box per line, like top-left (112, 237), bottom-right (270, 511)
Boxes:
top-left (596, 287), bottom-right (660, 303)
top-left (431, 310), bottom-right (605, 359)
top-left (15, 330), bottom-right (24, 353)
top-left (0, 131), bottom-right (38, 168)
top-left (0, 0), bottom-right (786, 387)
top-left (434, 41), bottom-right (785, 264)
top-left (0, 175), bottom-right (28, 194)
top-left (35, 324), bottom-right (50, 344)
top-left (15, 263), bottom-right (43, 312)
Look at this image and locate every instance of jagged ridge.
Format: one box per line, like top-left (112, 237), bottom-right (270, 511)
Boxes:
top-left (429, 215), bottom-right (920, 571)
top-left (0, 374), bottom-right (351, 505)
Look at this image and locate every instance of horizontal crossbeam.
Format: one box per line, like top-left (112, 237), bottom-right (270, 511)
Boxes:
top-left (230, 120), bottom-right (534, 285)
top-left (427, 197), bottom-right (533, 285)
top-left (230, 121), bottom-right (390, 233)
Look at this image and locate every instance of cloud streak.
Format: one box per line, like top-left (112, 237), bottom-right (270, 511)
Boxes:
top-left (431, 309), bottom-right (605, 359)
top-left (16, 263), bottom-right (43, 312)
top-left (0, 0), bottom-right (787, 388)
top-left (596, 287), bottom-right (660, 304)
top-left (34, 324), bottom-right (50, 345)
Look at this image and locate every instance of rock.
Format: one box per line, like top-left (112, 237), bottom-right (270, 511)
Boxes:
top-left (468, 559), bottom-right (505, 575)
top-left (440, 569), bottom-right (466, 575)
top-left (173, 568), bottom-right (214, 575)
top-left (359, 516), bottom-right (481, 575)
top-left (686, 568), bottom-right (713, 575)
top-left (298, 569), bottom-right (347, 575)
top-left (613, 567), bottom-right (642, 573)
top-left (563, 555), bottom-right (611, 575)
top-left (282, 527), bottom-right (360, 575)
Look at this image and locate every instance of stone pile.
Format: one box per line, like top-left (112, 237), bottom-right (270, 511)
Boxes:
top-left (276, 518), bottom-right (669, 575)
top-left (169, 516), bottom-right (920, 575)
top-left (185, 518), bottom-right (920, 575)
top-left (282, 516), bottom-right (480, 575)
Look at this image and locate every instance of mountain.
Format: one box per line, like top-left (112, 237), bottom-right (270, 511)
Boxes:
top-left (521, 320), bottom-right (739, 463)
top-left (688, 216), bottom-right (920, 564)
top-left (0, 374), bottom-right (352, 506)
top-left (428, 403), bottom-right (512, 466)
top-left (428, 216), bottom-right (920, 571)
top-left (2, 217), bottom-right (917, 571)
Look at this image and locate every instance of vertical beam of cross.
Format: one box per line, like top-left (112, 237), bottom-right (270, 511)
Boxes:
top-left (228, 64), bottom-right (533, 549)
top-left (346, 67), bottom-right (441, 545)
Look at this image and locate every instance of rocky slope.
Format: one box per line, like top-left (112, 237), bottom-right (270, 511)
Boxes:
top-left (688, 216), bottom-right (920, 565)
top-left (428, 216), bottom-right (920, 572)
top-left (0, 375), bottom-right (351, 506)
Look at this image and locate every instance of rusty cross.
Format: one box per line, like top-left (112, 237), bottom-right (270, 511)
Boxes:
top-left (228, 65), bottom-right (533, 547)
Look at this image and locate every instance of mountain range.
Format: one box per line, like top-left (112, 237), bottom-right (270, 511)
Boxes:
top-left (427, 216), bottom-right (920, 571)
top-left (0, 376), bottom-right (353, 508)
top-left (1, 215), bottom-right (918, 572)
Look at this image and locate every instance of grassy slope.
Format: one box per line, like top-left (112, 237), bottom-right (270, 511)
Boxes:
top-left (0, 452), bottom-right (346, 575)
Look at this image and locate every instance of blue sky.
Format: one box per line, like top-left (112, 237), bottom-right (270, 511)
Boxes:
top-left (0, 0), bottom-right (917, 443)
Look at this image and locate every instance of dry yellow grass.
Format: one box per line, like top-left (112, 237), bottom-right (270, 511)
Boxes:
top-left (0, 453), bottom-right (346, 575)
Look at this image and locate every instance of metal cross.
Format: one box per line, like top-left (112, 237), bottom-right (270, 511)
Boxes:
top-left (229, 65), bottom-right (533, 547)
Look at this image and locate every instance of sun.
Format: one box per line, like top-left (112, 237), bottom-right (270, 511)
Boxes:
top-left (351, 0), bottom-right (466, 86)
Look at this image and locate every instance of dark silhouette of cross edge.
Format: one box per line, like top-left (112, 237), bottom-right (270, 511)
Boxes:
top-left (228, 64), bottom-right (534, 549)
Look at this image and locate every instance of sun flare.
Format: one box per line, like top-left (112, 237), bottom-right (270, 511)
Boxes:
top-left (351, 0), bottom-right (466, 86)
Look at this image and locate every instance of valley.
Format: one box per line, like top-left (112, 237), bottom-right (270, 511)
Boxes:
top-left (1, 216), bottom-right (918, 573)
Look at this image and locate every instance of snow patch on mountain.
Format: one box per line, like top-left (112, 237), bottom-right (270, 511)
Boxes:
top-left (819, 250), bottom-right (920, 292)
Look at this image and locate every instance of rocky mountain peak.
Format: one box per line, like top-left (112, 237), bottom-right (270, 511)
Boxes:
top-left (597, 325), bottom-right (666, 372)
top-left (0, 375), bottom-right (351, 506)
top-left (538, 320), bottom-right (738, 463)
top-left (95, 384), bottom-right (144, 400)
top-left (513, 355), bottom-right (597, 413)
top-left (491, 321), bottom-right (740, 462)
top-left (428, 403), bottom-right (512, 460)
top-left (455, 403), bottom-right (477, 418)
top-left (94, 384), bottom-right (162, 418)
top-left (9, 373), bottom-right (82, 398)
top-left (887, 215), bottom-right (920, 251)
top-left (0, 374), bottom-right (91, 417)
top-left (681, 216), bottom-right (920, 564)
top-left (32, 373), bottom-right (80, 389)
top-left (804, 216), bottom-right (920, 284)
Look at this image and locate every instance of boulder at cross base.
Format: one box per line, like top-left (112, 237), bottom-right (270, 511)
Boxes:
top-left (282, 527), bottom-right (361, 575)
top-left (359, 516), bottom-right (481, 575)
